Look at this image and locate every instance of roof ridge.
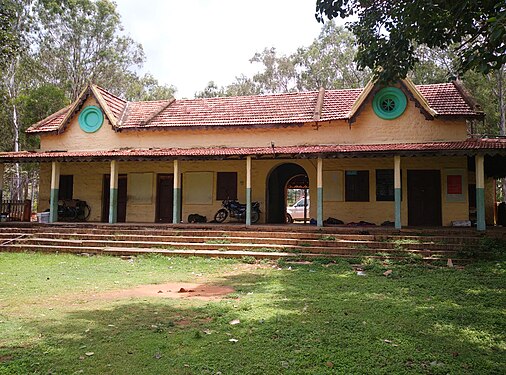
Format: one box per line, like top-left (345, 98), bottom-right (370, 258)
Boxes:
top-left (141, 98), bottom-right (176, 126)
top-left (93, 84), bottom-right (127, 104)
top-left (90, 85), bottom-right (119, 128)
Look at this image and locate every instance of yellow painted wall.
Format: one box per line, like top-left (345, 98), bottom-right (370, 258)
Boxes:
top-left (38, 95), bottom-right (468, 152)
top-left (38, 156), bottom-right (480, 226)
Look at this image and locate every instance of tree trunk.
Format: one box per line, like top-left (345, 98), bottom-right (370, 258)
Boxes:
top-left (6, 58), bottom-right (22, 201)
top-left (498, 67), bottom-right (505, 136)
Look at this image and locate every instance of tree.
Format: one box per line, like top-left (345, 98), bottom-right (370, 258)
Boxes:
top-left (18, 84), bottom-right (69, 149)
top-left (409, 46), bottom-right (457, 85)
top-left (224, 75), bottom-right (261, 97)
top-left (195, 81), bottom-right (225, 98)
top-left (126, 73), bottom-right (176, 101)
top-left (250, 48), bottom-right (297, 93)
top-left (315, 0), bottom-right (506, 83)
top-left (0, 0), bottom-right (22, 72)
top-left (293, 21), bottom-right (370, 90)
top-left (35, 0), bottom-right (145, 100)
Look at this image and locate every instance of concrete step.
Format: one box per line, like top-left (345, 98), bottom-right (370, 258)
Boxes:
top-left (22, 232), bottom-right (465, 251)
top-left (0, 225), bottom-right (481, 245)
top-left (9, 237), bottom-right (459, 258)
top-left (0, 243), bottom-right (459, 262)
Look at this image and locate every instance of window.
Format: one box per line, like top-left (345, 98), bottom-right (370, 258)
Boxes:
top-left (376, 169), bottom-right (394, 201)
top-left (345, 171), bottom-right (369, 202)
top-left (372, 87), bottom-right (407, 120)
top-left (216, 172), bottom-right (237, 200)
top-left (59, 175), bottom-right (73, 200)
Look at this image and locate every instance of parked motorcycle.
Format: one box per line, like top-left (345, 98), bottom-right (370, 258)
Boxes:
top-left (214, 199), bottom-right (261, 224)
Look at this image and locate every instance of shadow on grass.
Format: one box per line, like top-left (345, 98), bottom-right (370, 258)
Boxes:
top-left (1, 261), bottom-right (505, 374)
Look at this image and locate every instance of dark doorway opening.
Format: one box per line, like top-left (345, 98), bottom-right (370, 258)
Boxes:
top-left (102, 174), bottom-right (127, 223)
top-left (407, 170), bottom-right (442, 226)
top-left (267, 163), bottom-right (308, 224)
top-left (156, 174), bottom-right (174, 223)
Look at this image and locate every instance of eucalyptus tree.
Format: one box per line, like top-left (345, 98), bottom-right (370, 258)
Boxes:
top-left (35, 0), bottom-right (145, 100)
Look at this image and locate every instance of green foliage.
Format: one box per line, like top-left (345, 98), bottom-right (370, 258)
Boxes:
top-left (460, 237), bottom-right (506, 259)
top-left (125, 73), bottom-right (176, 101)
top-left (316, 0), bottom-right (506, 83)
top-left (194, 80), bottom-right (225, 98)
top-left (35, 0), bottom-right (145, 100)
top-left (293, 21), bottom-right (370, 90)
top-left (319, 235), bottom-right (336, 241)
top-left (17, 84), bottom-right (69, 149)
top-left (250, 47), bottom-right (298, 93)
top-left (0, 0), bottom-right (22, 71)
top-left (240, 255), bottom-right (256, 264)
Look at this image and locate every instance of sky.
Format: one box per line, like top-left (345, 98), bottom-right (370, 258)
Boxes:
top-left (113, 0), bottom-right (331, 98)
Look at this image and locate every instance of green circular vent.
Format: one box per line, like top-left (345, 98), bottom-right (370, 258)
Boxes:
top-left (372, 87), bottom-right (407, 120)
top-left (78, 106), bottom-right (104, 133)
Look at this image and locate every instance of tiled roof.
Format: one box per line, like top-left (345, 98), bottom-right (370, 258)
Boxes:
top-left (26, 81), bottom-right (482, 134)
top-left (120, 91), bottom-right (321, 129)
top-left (417, 83), bottom-right (478, 116)
top-left (94, 85), bottom-right (126, 120)
top-left (2, 139), bottom-right (505, 162)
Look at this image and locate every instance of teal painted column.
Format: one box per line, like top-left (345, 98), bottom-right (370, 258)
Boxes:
top-left (246, 156), bottom-right (252, 226)
top-left (394, 155), bottom-right (402, 229)
top-left (317, 157), bottom-right (323, 227)
top-left (109, 160), bottom-right (119, 224)
top-left (173, 159), bottom-right (181, 224)
top-left (0, 163), bottom-right (4, 203)
top-left (475, 154), bottom-right (486, 231)
top-left (49, 161), bottom-right (60, 223)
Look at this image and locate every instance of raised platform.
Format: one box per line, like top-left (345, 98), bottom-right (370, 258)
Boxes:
top-left (1, 222), bottom-right (501, 263)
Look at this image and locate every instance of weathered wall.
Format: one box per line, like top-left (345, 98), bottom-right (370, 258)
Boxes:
top-left (38, 156), bottom-right (479, 226)
top-left (38, 95), bottom-right (468, 152)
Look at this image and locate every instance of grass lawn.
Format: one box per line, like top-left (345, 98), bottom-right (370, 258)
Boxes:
top-left (0, 252), bottom-right (504, 374)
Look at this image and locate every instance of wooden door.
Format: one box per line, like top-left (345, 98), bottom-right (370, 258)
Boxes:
top-left (407, 170), bottom-right (442, 226)
top-left (102, 174), bottom-right (127, 222)
top-left (156, 174), bottom-right (174, 223)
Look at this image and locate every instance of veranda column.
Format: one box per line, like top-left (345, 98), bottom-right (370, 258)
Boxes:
top-left (49, 161), bottom-right (60, 223)
top-left (173, 159), bottom-right (181, 224)
top-left (317, 157), bottom-right (323, 227)
top-left (109, 160), bottom-right (119, 224)
top-left (0, 163), bottom-right (4, 203)
top-left (475, 154), bottom-right (486, 231)
top-left (394, 155), bottom-right (402, 229)
top-left (246, 156), bottom-right (252, 226)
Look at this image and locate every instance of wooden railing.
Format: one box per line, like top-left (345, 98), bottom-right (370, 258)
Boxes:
top-left (1, 200), bottom-right (32, 222)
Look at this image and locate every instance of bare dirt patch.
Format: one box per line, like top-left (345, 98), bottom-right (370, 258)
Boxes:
top-left (0, 354), bottom-right (13, 363)
top-left (95, 282), bottom-right (235, 301)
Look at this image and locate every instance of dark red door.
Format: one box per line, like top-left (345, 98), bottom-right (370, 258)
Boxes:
top-left (102, 175), bottom-right (127, 222)
top-left (156, 174), bottom-right (174, 223)
top-left (407, 170), bottom-right (442, 226)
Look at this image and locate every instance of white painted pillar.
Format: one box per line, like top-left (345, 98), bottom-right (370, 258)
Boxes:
top-left (317, 157), bottom-right (323, 227)
top-left (173, 159), bottom-right (181, 224)
top-left (109, 160), bottom-right (119, 224)
top-left (49, 161), bottom-right (60, 223)
top-left (246, 156), bottom-right (252, 226)
top-left (394, 155), bottom-right (402, 229)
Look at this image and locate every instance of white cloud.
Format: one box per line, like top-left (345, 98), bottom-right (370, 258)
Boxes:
top-left (114, 0), bottom-right (329, 98)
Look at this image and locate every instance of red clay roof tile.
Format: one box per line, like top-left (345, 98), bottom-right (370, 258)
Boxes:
top-left (2, 139), bottom-right (505, 161)
top-left (26, 81), bottom-right (481, 134)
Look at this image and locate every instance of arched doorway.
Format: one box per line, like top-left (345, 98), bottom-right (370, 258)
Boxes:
top-left (266, 163), bottom-right (308, 224)
top-left (286, 174), bottom-right (310, 224)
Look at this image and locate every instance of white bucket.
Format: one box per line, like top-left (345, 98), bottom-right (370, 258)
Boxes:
top-left (37, 212), bottom-right (50, 223)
